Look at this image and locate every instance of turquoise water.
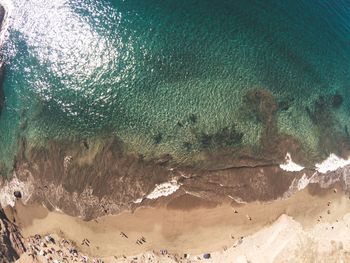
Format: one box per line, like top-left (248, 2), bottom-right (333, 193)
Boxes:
top-left (0, 0), bottom-right (350, 172)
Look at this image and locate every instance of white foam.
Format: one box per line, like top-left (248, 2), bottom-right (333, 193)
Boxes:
top-left (133, 198), bottom-right (143, 204)
top-left (55, 207), bottom-right (63, 213)
top-left (297, 174), bottom-right (309, 190)
top-left (231, 197), bottom-right (248, 204)
top-left (315, 153), bottom-right (350, 174)
top-left (184, 190), bottom-right (202, 198)
top-left (0, 0), bottom-right (13, 47)
top-left (146, 180), bottom-right (180, 200)
top-left (0, 174), bottom-right (32, 207)
top-left (227, 195), bottom-right (248, 204)
top-left (283, 174), bottom-right (313, 198)
top-left (279, 153), bottom-right (304, 172)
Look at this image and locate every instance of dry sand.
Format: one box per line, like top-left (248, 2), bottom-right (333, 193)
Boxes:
top-left (10, 185), bottom-right (350, 262)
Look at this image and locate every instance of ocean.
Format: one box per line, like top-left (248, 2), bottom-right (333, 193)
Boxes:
top-left (0, 0), bottom-right (349, 174)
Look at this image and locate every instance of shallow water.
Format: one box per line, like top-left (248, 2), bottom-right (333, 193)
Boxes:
top-left (0, 0), bottom-right (349, 173)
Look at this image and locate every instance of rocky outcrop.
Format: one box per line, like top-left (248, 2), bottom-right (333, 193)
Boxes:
top-left (0, 207), bottom-right (26, 262)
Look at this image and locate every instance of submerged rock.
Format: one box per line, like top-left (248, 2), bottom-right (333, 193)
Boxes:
top-left (13, 191), bottom-right (22, 199)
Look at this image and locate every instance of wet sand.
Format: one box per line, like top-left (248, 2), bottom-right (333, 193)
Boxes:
top-left (8, 184), bottom-right (350, 261)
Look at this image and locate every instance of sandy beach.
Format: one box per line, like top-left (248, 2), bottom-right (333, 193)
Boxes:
top-left (6, 184), bottom-right (350, 262)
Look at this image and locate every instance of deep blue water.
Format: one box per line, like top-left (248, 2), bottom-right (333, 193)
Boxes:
top-left (0, 0), bottom-right (349, 172)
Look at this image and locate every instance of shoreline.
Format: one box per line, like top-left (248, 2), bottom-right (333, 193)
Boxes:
top-left (3, 152), bottom-right (350, 220)
top-left (8, 184), bottom-right (350, 262)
